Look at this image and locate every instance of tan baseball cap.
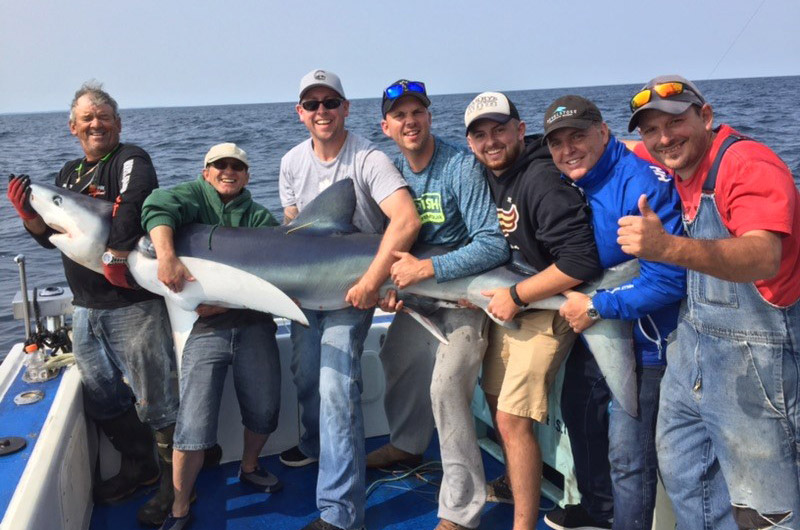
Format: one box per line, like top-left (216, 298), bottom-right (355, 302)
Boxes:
top-left (204, 142), bottom-right (249, 167)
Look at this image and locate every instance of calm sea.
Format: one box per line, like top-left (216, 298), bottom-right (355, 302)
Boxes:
top-left (1, 76), bottom-right (799, 359)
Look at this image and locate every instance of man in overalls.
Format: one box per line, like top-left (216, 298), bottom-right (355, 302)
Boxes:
top-left (620, 74), bottom-right (800, 529)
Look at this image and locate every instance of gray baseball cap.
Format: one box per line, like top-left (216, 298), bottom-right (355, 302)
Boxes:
top-left (298, 69), bottom-right (346, 101)
top-left (628, 74), bottom-right (706, 132)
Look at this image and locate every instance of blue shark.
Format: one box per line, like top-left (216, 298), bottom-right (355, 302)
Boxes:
top-left (27, 179), bottom-right (639, 416)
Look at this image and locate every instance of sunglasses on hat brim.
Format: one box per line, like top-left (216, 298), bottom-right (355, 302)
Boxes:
top-left (630, 82), bottom-right (701, 112)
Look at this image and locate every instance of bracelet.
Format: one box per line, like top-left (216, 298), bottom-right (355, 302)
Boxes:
top-left (509, 284), bottom-right (526, 307)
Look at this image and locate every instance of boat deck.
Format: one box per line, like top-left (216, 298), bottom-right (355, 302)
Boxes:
top-left (89, 434), bottom-right (556, 529)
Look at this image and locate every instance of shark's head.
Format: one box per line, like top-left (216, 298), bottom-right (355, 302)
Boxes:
top-left (29, 182), bottom-right (112, 273)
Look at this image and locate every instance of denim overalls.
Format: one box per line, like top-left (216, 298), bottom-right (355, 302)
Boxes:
top-left (656, 136), bottom-right (800, 529)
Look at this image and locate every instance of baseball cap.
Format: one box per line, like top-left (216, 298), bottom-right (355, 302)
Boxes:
top-left (542, 95), bottom-right (603, 142)
top-left (381, 79), bottom-right (431, 117)
top-left (298, 69), bottom-right (346, 101)
top-left (464, 92), bottom-right (520, 134)
top-left (204, 142), bottom-right (249, 168)
top-left (628, 75), bottom-right (706, 132)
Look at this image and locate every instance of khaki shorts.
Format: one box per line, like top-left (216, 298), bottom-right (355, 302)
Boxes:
top-left (481, 309), bottom-right (575, 422)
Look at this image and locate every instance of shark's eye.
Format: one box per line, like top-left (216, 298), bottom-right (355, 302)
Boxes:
top-left (53, 195), bottom-right (62, 206)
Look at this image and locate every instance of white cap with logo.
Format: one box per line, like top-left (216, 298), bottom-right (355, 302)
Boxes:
top-left (204, 142), bottom-right (249, 168)
top-left (464, 92), bottom-right (520, 134)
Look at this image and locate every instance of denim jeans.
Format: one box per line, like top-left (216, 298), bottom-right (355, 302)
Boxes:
top-left (562, 338), bottom-right (665, 530)
top-left (174, 314), bottom-right (281, 450)
top-left (561, 338), bottom-right (614, 523)
top-left (608, 364), bottom-right (664, 530)
top-left (290, 306), bottom-right (374, 530)
top-left (658, 316), bottom-right (800, 530)
top-left (72, 299), bottom-right (178, 430)
top-left (656, 189), bottom-right (800, 530)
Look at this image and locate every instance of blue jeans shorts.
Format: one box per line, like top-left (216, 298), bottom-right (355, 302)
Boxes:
top-left (174, 314), bottom-right (281, 451)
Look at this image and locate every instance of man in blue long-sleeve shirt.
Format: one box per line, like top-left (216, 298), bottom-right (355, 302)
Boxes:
top-left (543, 95), bottom-right (686, 530)
top-left (367, 79), bottom-right (510, 530)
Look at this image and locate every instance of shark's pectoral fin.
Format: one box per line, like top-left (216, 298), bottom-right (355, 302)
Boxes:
top-left (462, 293), bottom-right (522, 330)
top-left (401, 306), bottom-right (450, 345)
top-left (162, 299), bottom-right (198, 373)
top-left (485, 311), bottom-right (521, 330)
top-left (582, 319), bottom-right (638, 417)
top-left (127, 252), bottom-right (309, 326)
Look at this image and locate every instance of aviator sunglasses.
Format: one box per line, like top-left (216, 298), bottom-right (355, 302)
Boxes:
top-left (384, 81), bottom-right (426, 101)
top-left (209, 159), bottom-right (247, 172)
top-left (630, 81), bottom-right (700, 112)
top-left (300, 98), bottom-right (344, 111)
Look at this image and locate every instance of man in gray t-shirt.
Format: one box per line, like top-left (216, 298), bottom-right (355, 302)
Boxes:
top-left (278, 69), bottom-right (420, 530)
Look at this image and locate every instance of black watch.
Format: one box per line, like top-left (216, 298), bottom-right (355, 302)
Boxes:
top-left (509, 283), bottom-right (527, 307)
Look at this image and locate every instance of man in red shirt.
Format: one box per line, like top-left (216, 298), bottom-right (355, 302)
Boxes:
top-left (619, 74), bottom-right (800, 529)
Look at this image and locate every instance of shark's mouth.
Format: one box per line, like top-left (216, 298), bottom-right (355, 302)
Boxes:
top-left (48, 223), bottom-right (68, 235)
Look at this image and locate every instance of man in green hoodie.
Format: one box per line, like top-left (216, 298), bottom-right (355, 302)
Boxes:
top-left (141, 143), bottom-right (282, 530)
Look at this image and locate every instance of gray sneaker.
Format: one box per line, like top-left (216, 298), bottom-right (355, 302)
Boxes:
top-left (238, 466), bottom-right (283, 493)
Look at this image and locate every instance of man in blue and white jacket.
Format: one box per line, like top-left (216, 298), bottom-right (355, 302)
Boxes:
top-left (542, 96), bottom-right (686, 530)
top-left (367, 79), bottom-right (510, 530)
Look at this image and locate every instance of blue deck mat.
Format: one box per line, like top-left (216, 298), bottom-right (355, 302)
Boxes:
top-left (0, 366), bottom-right (63, 517)
top-left (91, 434), bottom-right (557, 529)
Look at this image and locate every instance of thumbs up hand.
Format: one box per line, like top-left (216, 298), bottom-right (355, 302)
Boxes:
top-left (617, 194), bottom-right (669, 260)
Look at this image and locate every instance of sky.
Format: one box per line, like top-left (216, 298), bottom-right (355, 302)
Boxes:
top-left (1, 0), bottom-right (798, 114)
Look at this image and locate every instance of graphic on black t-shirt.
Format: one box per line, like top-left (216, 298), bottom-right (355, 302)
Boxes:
top-left (496, 203), bottom-right (519, 236)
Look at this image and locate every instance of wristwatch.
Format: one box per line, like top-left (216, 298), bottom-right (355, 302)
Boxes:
top-left (102, 251), bottom-right (127, 265)
top-left (586, 299), bottom-right (601, 321)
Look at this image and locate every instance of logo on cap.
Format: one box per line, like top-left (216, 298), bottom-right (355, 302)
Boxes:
top-left (547, 107), bottom-right (577, 124)
top-left (467, 94), bottom-right (499, 114)
top-left (314, 70), bottom-right (326, 80)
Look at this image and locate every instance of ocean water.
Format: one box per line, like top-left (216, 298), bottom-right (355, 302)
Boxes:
top-left (1, 76), bottom-right (799, 358)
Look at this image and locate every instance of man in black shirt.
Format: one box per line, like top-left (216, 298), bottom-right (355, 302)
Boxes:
top-left (7, 82), bottom-right (180, 527)
top-left (464, 92), bottom-right (600, 529)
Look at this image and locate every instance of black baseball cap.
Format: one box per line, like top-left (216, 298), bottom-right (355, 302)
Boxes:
top-left (542, 95), bottom-right (603, 142)
top-left (381, 79), bottom-right (431, 117)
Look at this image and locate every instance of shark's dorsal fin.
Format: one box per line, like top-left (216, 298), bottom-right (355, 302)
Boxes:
top-left (285, 178), bottom-right (358, 235)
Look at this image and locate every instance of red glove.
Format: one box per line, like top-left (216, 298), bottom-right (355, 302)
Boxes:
top-left (103, 262), bottom-right (139, 290)
top-left (7, 174), bottom-right (37, 221)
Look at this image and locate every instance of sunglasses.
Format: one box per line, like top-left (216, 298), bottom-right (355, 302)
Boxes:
top-left (209, 160), bottom-right (247, 172)
top-left (384, 81), bottom-right (426, 101)
top-left (630, 82), bottom-right (698, 112)
top-left (300, 98), bottom-right (343, 112)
